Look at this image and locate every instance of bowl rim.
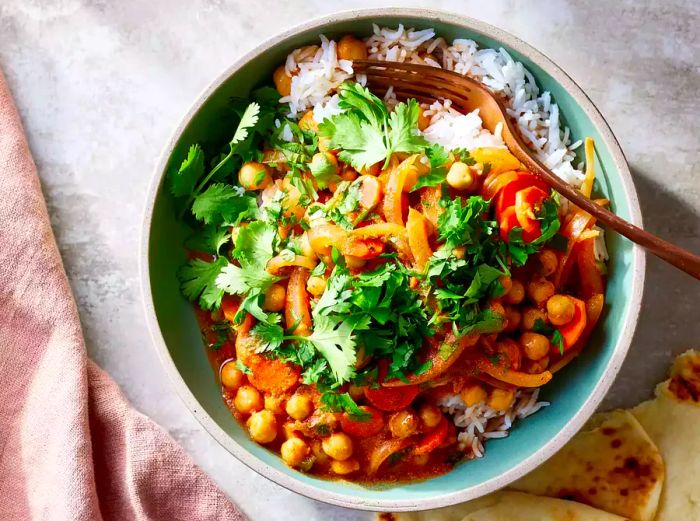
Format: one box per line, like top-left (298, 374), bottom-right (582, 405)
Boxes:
top-left (139, 7), bottom-right (645, 512)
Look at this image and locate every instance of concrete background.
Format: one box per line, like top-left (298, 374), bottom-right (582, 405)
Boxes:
top-left (1, 1), bottom-right (698, 519)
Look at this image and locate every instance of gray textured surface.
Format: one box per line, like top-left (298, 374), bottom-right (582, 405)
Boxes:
top-left (1, 1), bottom-right (698, 520)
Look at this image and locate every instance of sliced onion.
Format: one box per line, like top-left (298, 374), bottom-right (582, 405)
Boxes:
top-left (367, 437), bottom-right (412, 476)
top-left (554, 208), bottom-right (595, 288)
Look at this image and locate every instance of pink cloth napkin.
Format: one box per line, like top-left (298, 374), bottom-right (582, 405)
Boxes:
top-left (0, 70), bottom-right (246, 520)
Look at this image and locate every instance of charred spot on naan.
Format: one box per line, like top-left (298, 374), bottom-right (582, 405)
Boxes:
top-left (666, 349), bottom-right (700, 403)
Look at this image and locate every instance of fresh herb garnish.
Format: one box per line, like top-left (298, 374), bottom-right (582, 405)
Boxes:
top-left (318, 83), bottom-right (427, 170)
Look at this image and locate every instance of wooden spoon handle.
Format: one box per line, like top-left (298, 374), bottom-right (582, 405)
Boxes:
top-left (516, 150), bottom-right (700, 280)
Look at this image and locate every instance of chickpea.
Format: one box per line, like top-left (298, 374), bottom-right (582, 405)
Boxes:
top-left (418, 404), bottom-right (443, 429)
top-left (503, 306), bottom-right (522, 333)
top-left (220, 361), bottom-right (245, 390)
top-left (417, 106), bottom-right (431, 131)
top-left (311, 439), bottom-right (330, 465)
top-left (273, 65), bottom-right (292, 96)
top-left (547, 294), bottom-right (575, 326)
top-left (414, 453), bottom-right (430, 466)
top-left (310, 151), bottom-right (338, 180)
top-left (234, 385), bottom-right (263, 414)
top-left (522, 307), bottom-right (547, 331)
top-left (264, 394), bottom-right (285, 414)
top-left (331, 458), bottom-right (360, 475)
top-left (263, 283), bottom-right (286, 312)
top-left (496, 339), bottom-right (522, 371)
top-left (262, 148), bottom-right (288, 172)
top-left (526, 356), bottom-right (550, 374)
top-left (453, 245), bottom-right (466, 259)
top-left (281, 437), bottom-right (310, 468)
top-left (337, 34), bottom-right (368, 61)
top-left (345, 255), bottom-right (366, 270)
top-left (527, 278), bottom-right (555, 307)
top-left (504, 279), bottom-right (525, 305)
top-left (322, 433), bottom-right (354, 461)
top-left (520, 332), bottom-right (551, 360)
top-left (446, 162), bottom-right (474, 190)
top-left (388, 410), bottom-right (420, 439)
top-left (286, 393), bottom-right (314, 421)
top-left (460, 384), bottom-right (487, 407)
top-left (299, 110), bottom-right (318, 132)
top-left (247, 409), bottom-right (278, 443)
top-left (306, 276), bottom-right (327, 297)
top-left (489, 301), bottom-right (507, 332)
top-left (538, 248), bottom-right (559, 277)
top-left (498, 275), bottom-right (513, 296)
top-left (488, 388), bottom-right (516, 411)
top-left (238, 161), bottom-right (272, 191)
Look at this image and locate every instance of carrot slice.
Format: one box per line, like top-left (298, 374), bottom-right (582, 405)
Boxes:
top-left (555, 296), bottom-right (587, 351)
top-left (221, 295), bottom-right (240, 324)
top-left (285, 267), bottom-right (311, 336)
top-left (407, 208), bottom-right (433, 271)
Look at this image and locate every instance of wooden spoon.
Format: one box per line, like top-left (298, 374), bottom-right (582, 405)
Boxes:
top-left (353, 60), bottom-right (700, 280)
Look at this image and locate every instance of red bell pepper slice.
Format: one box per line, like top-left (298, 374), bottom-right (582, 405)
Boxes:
top-left (340, 406), bottom-right (385, 437)
top-left (413, 416), bottom-right (449, 455)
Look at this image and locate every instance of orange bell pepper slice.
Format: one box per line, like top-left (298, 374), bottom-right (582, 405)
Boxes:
top-left (285, 267), bottom-right (312, 336)
top-left (358, 175), bottom-right (383, 210)
top-left (382, 156), bottom-right (417, 225)
top-left (555, 296), bottom-right (587, 352)
top-left (266, 254), bottom-right (318, 275)
top-left (575, 237), bottom-right (605, 298)
top-left (419, 185), bottom-right (443, 229)
top-left (406, 208), bottom-right (433, 271)
top-left (477, 356), bottom-right (553, 387)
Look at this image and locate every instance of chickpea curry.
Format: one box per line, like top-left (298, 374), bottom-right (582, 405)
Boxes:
top-left (170, 32), bottom-right (608, 483)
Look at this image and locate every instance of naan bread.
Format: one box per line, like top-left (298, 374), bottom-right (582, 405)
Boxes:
top-left (631, 349), bottom-right (700, 521)
top-left (510, 410), bottom-right (663, 521)
top-left (383, 491), bottom-right (629, 521)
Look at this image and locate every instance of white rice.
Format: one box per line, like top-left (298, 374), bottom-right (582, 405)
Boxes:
top-left (439, 389), bottom-right (550, 458)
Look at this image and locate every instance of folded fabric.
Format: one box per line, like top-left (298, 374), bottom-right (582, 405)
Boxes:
top-left (0, 69), bottom-right (246, 521)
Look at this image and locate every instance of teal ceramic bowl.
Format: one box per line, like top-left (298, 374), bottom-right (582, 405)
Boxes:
top-left (141, 8), bottom-right (644, 511)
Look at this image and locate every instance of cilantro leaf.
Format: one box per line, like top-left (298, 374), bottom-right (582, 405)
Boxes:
top-left (301, 315), bottom-right (357, 383)
top-left (191, 183), bottom-right (257, 225)
top-left (178, 256), bottom-right (228, 310)
top-left (552, 329), bottom-right (565, 355)
top-left (319, 83), bottom-right (427, 170)
top-left (169, 144), bottom-right (205, 198)
top-left (387, 98), bottom-right (428, 156)
top-left (215, 222), bottom-right (280, 299)
top-left (184, 225), bottom-right (231, 255)
top-left (412, 143), bottom-right (450, 191)
top-left (321, 392), bottom-right (371, 420)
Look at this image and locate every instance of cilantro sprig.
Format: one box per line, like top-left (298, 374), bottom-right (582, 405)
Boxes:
top-left (318, 83), bottom-right (428, 170)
